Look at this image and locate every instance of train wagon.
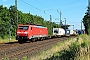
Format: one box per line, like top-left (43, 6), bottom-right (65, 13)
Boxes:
top-left (16, 24), bottom-right (48, 43)
top-left (53, 28), bottom-right (65, 37)
top-left (70, 30), bottom-right (74, 35)
top-left (73, 30), bottom-right (77, 35)
top-left (65, 29), bottom-right (70, 36)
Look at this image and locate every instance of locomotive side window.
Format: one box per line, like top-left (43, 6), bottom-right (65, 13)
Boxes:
top-left (31, 27), bottom-right (32, 30)
top-left (18, 26), bottom-right (29, 30)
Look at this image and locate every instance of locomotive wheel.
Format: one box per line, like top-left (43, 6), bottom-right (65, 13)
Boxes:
top-left (31, 38), bottom-right (36, 42)
top-left (41, 37), bottom-right (44, 41)
top-left (18, 40), bottom-right (23, 44)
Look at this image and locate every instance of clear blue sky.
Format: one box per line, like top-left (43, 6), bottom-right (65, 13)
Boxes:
top-left (0, 0), bottom-right (88, 30)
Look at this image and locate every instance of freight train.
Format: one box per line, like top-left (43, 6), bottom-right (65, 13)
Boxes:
top-left (16, 24), bottom-right (77, 43)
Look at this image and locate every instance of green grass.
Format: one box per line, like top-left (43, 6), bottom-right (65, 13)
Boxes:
top-left (44, 34), bottom-right (90, 60)
top-left (0, 36), bottom-right (17, 43)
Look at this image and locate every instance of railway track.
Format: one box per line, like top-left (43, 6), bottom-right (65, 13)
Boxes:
top-left (0, 36), bottom-right (76, 60)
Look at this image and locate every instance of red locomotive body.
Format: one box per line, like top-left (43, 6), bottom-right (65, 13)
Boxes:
top-left (16, 24), bottom-right (48, 43)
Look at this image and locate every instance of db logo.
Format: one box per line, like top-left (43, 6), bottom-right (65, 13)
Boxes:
top-left (21, 32), bottom-right (23, 34)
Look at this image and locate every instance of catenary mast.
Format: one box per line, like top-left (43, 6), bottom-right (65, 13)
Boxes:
top-left (15, 0), bottom-right (18, 27)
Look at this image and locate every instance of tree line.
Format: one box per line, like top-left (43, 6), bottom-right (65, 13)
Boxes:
top-left (0, 5), bottom-right (59, 38)
top-left (83, 7), bottom-right (90, 35)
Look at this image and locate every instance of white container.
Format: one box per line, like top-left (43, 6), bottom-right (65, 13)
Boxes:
top-left (73, 30), bottom-right (76, 35)
top-left (70, 30), bottom-right (74, 35)
top-left (53, 28), bottom-right (65, 36)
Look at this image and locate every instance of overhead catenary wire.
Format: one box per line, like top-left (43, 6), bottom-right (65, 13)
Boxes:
top-left (20, 0), bottom-right (82, 14)
top-left (19, 0), bottom-right (53, 16)
top-left (20, 0), bottom-right (58, 20)
top-left (20, 0), bottom-right (57, 21)
top-left (35, 0), bottom-right (58, 12)
top-left (35, 0), bottom-right (48, 8)
top-left (60, 0), bottom-right (82, 9)
top-left (43, 0), bottom-right (82, 11)
top-left (38, 0), bottom-right (82, 21)
top-left (20, 0), bottom-right (44, 13)
top-left (19, 0), bottom-right (82, 25)
top-left (35, 0), bottom-right (53, 13)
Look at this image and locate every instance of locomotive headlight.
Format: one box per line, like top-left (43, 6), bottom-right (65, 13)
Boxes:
top-left (24, 32), bottom-right (28, 36)
top-left (17, 32), bottom-right (20, 35)
top-left (17, 32), bottom-right (21, 34)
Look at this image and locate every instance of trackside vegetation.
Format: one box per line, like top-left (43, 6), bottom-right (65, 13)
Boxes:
top-left (30, 34), bottom-right (90, 60)
top-left (0, 36), bottom-right (16, 43)
top-left (83, 6), bottom-right (90, 35)
top-left (2, 35), bottom-right (90, 60)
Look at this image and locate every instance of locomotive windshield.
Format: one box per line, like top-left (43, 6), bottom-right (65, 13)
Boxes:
top-left (18, 26), bottom-right (29, 30)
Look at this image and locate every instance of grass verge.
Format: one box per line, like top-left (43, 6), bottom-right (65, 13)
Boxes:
top-left (30, 36), bottom-right (78, 60)
top-left (30, 35), bottom-right (90, 60)
top-left (0, 36), bottom-right (17, 43)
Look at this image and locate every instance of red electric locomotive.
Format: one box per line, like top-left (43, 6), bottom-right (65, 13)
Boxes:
top-left (16, 24), bottom-right (48, 43)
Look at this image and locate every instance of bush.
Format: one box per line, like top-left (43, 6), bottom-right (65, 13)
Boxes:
top-left (81, 40), bottom-right (88, 48)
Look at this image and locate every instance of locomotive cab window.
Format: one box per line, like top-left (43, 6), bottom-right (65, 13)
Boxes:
top-left (18, 26), bottom-right (29, 30)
